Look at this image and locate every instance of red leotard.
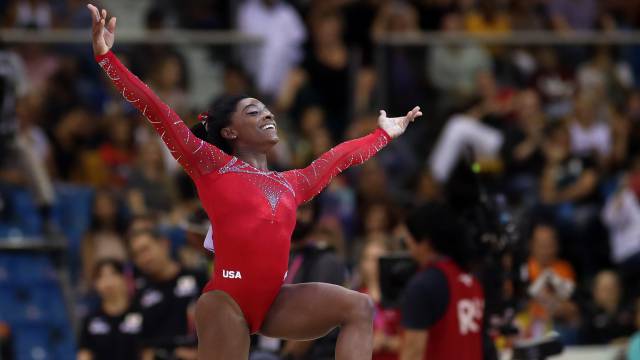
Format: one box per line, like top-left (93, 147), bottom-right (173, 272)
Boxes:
top-left (96, 51), bottom-right (392, 333)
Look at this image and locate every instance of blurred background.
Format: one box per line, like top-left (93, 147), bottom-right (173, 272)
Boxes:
top-left (2, 0), bottom-right (640, 359)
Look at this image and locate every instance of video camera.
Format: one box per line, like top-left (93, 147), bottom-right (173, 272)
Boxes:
top-left (376, 145), bottom-right (564, 359)
top-left (378, 254), bottom-right (417, 308)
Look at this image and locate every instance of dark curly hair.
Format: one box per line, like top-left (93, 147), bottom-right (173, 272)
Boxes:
top-left (406, 202), bottom-right (470, 269)
top-left (191, 94), bottom-right (248, 154)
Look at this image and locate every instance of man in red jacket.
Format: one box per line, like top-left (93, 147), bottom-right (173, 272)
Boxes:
top-left (400, 203), bottom-right (486, 360)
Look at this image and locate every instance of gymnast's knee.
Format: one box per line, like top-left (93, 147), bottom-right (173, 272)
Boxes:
top-left (347, 292), bottom-right (375, 325)
top-left (196, 290), bottom-right (246, 330)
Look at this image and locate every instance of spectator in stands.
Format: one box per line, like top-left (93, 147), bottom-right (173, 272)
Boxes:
top-left (44, 58), bottom-right (89, 124)
top-left (59, 0), bottom-right (93, 29)
top-left (576, 46), bottom-right (634, 105)
top-left (525, 223), bottom-right (576, 290)
top-left (476, 70), bottom-right (516, 118)
top-left (518, 223), bottom-right (580, 344)
top-left (81, 189), bottom-right (128, 291)
top-left (429, 97), bottom-right (502, 183)
top-left (0, 321), bottom-right (9, 360)
top-left (372, 0), bottom-right (420, 38)
top-left (502, 90), bottom-right (547, 204)
top-left (509, 0), bottom-right (544, 30)
top-left (464, 0), bottom-right (511, 35)
top-left (540, 121), bottom-right (604, 275)
top-left (51, 107), bottom-right (97, 181)
top-left (0, 42), bottom-right (28, 143)
top-left (278, 11), bottom-right (355, 140)
top-left (356, 240), bottom-right (401, 360)
top-left (146, 55), bottom-right (190, 119)
top-left (290, 106), bottom-right (328, 167)
top-left (127, 140), bottom-right (178, 218)
top-left (580, 270), bottom-right (634, 344)
top-left (221, 62), bottom-right (255, 99)
top-left (428, 12), bottom-right (491, 102)
top-left (626, 92), bottom-right (640, 156)
top-left (78, 259), bottom-right (144, 360)
top-left (610, 104), bottom-right (633, 169)
top-left (237, 0), bottom-right (306, 99)
top-left (414, 170), bottom-right (442, 205)
top-left (358, 201), bottom-right (401, 252)
top-left (279, 200), bottom-right (347, 360)
top-left (415, 0), bottom-right (457, 31)
top-left (309, 126), bottom-right (334, 160)
top-left (601, 1), bottom-right (640, 30)
top-left (16, 93), bottom-right (54, 177)
top-left (126, 214), bottom-right (157, 235)
top-left (174, 0), bottom-right (228, 30)
top-left (85, 115), bottom-right (135, 188)
top-left (0, 45), bottom-right (56, 231)
top-left (311, 218), bottom-right (349, 264)
top-left (3, 0), bottom-right (52, 29)
top-left (128, 228), bottom-right (206, 360)
top-left (548, 0), bottom-right (598, 31)
top-left (602, 171), bottom-right (640, 273)
top-left (568, 93), bottom-right (612, 165)
top-left (547, 0), bottom-right (598, 65)
top-left (372, 1), bottom-right (425, 115)
top-left (342, 0), bottom-right (380, 65)
top-left (356, 159), bottom-right (390, 205)
top-left (531, 47), bottom-right (575, 118)
top-left (14, 42), bottom-right (59, 95)
top-left (130, 8), bottom-right (183, 88)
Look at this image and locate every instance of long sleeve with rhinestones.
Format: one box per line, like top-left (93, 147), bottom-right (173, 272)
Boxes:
top-left (95, 51), bottom-right (231, 180)
top-left (284, 128), bottom-right (392, 204)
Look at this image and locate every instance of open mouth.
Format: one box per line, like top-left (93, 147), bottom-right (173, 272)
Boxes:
top-left (260, 123), bottom-right (277, 131)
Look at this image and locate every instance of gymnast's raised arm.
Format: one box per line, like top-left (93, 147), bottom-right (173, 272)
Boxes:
top-left (284, 106), bottom-right (422, 204)
top-left (87, 4), bottom-right (231, 180)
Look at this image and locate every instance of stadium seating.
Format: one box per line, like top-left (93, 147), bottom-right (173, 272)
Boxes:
top-left (11, 322), bottom-right (75, 360)
top-left (0, 253), bottom-right (75, 359)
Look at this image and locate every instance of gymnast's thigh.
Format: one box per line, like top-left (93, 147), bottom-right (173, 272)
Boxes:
top-left (195, 290), bottom-right (250, 360)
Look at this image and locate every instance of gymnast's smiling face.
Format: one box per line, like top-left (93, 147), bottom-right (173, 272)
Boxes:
top-left (222, 98), bottom-right (279, 153)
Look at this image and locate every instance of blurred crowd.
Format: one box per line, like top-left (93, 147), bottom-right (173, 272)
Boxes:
top-left (3, 0), bottom-right (640, 359)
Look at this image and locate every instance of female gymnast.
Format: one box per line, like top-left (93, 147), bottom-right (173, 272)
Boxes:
top-left (87, 4), bottom-right (422, 359)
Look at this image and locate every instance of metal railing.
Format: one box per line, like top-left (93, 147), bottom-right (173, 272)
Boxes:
top-left (374, 30), bottom-right (640, 109)
top-left (0, 28), bottom-right (262, 45)
top-left (2, 29), bottom-right (639, 45)
top-left (376, 30), bottom-right (640, 46)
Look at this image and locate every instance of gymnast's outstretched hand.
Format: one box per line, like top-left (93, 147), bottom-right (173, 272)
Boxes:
top-left (378, 106), bottom-right (423, 138)
top-left (87, 3), bottom-right (116, 56)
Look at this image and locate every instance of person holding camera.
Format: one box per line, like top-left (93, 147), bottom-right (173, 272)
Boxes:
top-left (400, 202), bottom-right (489, 360)
top-left (519, 223), bottom-right (579, 344)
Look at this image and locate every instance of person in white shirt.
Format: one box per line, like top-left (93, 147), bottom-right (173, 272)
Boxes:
top-left (569, 94), bottom-right (611, 163)
top-left (429, 97), bottom-right (503, 183)
top-left (237, 0), bottom-right (307, 98)
top-left (602, 176), bottom-right (640, 267)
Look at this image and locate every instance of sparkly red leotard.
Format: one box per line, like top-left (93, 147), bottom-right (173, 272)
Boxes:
top-left (96, 51), bottom-right (392, 333)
